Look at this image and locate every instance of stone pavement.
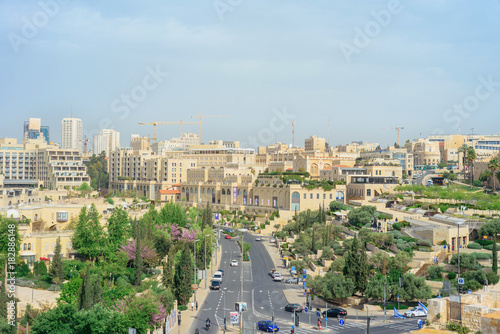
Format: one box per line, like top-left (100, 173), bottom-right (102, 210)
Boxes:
top-left (16, 285), bottom-right (60, 317)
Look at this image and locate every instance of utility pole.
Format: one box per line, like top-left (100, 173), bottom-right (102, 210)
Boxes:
top-left (204, 234), bottom-right (209, 289)
top-left (366, 317), bottom-right (371, 334)
top-left (384, 283), bottom-right (387, 322)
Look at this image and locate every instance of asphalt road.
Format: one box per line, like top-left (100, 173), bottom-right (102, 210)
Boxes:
top-left (190, 232), bottom-right (424, 333)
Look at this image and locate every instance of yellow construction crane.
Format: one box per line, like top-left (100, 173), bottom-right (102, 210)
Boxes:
top-left (189, 114), bottom-right (229, 142)
top-left (382, 126), bottom-right (404, 147)
top-left (138, 120), bottom-right (199, 142)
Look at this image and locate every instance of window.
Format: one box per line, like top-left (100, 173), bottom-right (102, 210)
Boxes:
top-left (303, 194), bottom-right (306, 199)
top-left (23, 243), bottom-right (27, 251)
top-left (316, 194), bottom-right (319, 199)
top-left (330, 194), bottom-right (333, 199)
top-left (323, 194), bottom-right (326, 199)
top-left (28, 243), bottom-right (31, 250)
top-left (310, 194), bottom-right (313, 199)
top-left (45, 243), bottom-right (49, 250)
top-left (367, 189), bottom-right (371, 197)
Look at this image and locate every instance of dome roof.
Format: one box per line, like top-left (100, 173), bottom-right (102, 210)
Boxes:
top-left (6, 209), bottom-right (20, 220)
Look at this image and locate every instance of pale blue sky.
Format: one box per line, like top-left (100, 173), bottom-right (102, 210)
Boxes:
top-left (1, 0), bottom-right (500, 148)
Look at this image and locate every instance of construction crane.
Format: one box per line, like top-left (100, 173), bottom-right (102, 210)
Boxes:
top-left (80, 135), bottom-right (90, 158)
top-left (137, 121), bottom-right (199, 142)
top-left (189, 114), bottom-right (229, 143)
top-left (381, 126), bottom-right (404, 147)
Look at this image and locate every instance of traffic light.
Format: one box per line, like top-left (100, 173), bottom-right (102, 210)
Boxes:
top-left (458, 284), bottom-right (463, 294)
top-left (306, 301), bottom-right (310, 309)
top-left (399, 275), bottom-right (404, 287)
top-left (290, 329), bottom-right (294, 334)
top-left (295, 315), bottom-right (299, 327)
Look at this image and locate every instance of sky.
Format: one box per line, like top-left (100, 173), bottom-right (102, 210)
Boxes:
top-left (1, 0), bottom-right (500, 149)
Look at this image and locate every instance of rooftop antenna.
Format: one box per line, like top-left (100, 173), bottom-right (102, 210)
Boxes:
top-left (292, 120), bottom-right (295, 148)
top-left (458, 123), bottom-right (461, 135)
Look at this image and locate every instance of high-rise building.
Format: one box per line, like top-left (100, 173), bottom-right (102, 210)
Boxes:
top-left (61, 118), bottom-right (83, 152)
top-left (24, 118), bottom-right (50, 144)
top-left (305, 135), bottom-right (326, 152)
top-left (93, 129), bottom-right (120, 157)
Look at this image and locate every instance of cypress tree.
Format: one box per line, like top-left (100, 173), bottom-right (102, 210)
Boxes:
top-left (343, 237), bottom-right (369, 294)
top-left (49, 237), bottom-right (64, 284)
top-left (173, 249), bottom-right (193, 305)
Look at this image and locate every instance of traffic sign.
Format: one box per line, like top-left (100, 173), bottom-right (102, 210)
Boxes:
top-left (316, 311), bottom-right (321, 318)
top-left (325, 317), bottom-right (328, 322)
top-left (458, 277), bottom-right (464, 285)
top-left (397, 295), bottom-right (399, 301)
top-left (214, 213), bottom-right (219, 220)
top-left (339, 319), bottom-right (345, 326)
top-left (304, 307), bottom-right (309, 314)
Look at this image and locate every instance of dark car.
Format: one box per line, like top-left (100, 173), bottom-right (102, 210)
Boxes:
top-left (284, 303), bottom-right (303, 313)
top-left (257, 320), bottom-right (279, 332)
top-left (322, 308), bottom-right (347, 318)
top-left (210, 280), bottom-right (220, 290)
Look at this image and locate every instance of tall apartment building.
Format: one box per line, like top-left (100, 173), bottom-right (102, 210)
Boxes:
top-left (305, 136), bottom-right (326, 152)
top-left (93, 129), bottom-right (120, 157)
top-left (24, 118), bottom-right (50, 144)
top-left (61, 118), bottom-right (83, 152)
top-left (0, 138), bottom-right (89, 190)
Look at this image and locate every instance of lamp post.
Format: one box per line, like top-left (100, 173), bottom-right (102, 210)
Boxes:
top-left (204, 234), bottom-right (209, 289)
top-left (194, 239), bottom-right (200, 303)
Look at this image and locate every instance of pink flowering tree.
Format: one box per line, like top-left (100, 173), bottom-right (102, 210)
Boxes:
top-left (120, 240), bottom-right (158, 267)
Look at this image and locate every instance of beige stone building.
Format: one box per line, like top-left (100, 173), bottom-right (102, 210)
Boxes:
top-left (346, 176), bottom-right (399, 201)
top-left (305, 135), bottom-right (326, 153)
top-left (0, 138), bottom-right (89, 190)
top-left (405, 138), bottom-right (441, 168)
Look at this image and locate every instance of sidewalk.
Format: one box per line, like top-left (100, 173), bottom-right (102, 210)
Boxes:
top-left (176, 242), bottom-right (223, 334)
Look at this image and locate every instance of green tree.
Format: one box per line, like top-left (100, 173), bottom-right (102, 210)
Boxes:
top-left (393, 273), bottom-right (433, 301)
top-left (106, 206), bottom-right (130, 254)
top-left (347, 206), bottom-right (376, 228)
top-left (479, 219), bottom-right (500, 274)
top-left (365, 275), bottom-right (387, 300)
top-left (76, 182), bottom-right (91, 192)
top-left (73, 303), bottom-right (129, 334)
top-left (78, 266), bottom-right (102, 311)
top-left (173, 249), bottom-right (193, 305)
top-left (343, 236), bottom-right (370, 294)
top-left (450, 253), bottom-right (482, 271)
top-left (72, 205), bottom-right (105, 261)
top-left (311, 272), bottom-right (355, 300)
top-left (427, 265), bottom-right (445, 280)
top-left (162, 249), bottom-right (175, 289)
top-left (58, 276), bottom-right (83, 305)
top-left (488, 158), bottom-right (499, 190)
top-left (31, 303), bottom-right (77, 334)
top-left (48, 237), bottom-right (64, 284)
top-left (329, 201), bottom-right (344, 212)
top-left (84, 152), bottom-right (109, 190)
top-left (133, 220), bottom-right (144, 286)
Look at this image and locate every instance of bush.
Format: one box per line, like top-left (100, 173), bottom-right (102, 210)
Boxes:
top-left (392, 223), bottom-right (402, 230)
top-left (471, 253), bottom-right (493, 260)
top-left (446, 322), bottom-right (471, 334)
top-left (476, 239), bottom-right (494, 246)
top-left (428, 265), bottom-right (445, 280)
top-left (178, 305), bottom-right (188, 311)
top-left (467, 243), bottom-right (482, 249)
top-left (447, 272), bottom-right (457, 280)
top-left (482, 244), bottom-right (500, 251)
top-left (486, 272), bottom-right (500, 285)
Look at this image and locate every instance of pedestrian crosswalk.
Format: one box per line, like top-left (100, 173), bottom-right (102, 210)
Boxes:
top-left (278, 320), bottom-right (366, 334)
top-left (381, 320), bottom-right (418, 332)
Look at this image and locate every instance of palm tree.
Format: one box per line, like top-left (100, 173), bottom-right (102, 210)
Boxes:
top-left (488, 157), bottom-right (499, 190)
top-left (466, 146), bottom-right (476, 188)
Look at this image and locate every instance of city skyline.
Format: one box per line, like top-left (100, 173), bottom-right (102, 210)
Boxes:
top-left (2, 1), bottom-right (500, 148)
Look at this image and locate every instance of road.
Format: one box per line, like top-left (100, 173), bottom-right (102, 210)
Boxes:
top-left (412, 170), bottom-right (435, 185)
top-left (190, 232), bottom-right (424, 333)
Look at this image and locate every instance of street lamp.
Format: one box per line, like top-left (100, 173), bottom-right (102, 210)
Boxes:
top-left (204, 234), bottom-right (210, 289)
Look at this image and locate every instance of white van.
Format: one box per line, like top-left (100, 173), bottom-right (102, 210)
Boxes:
top-left (213, 271), bottom-right (223, 283)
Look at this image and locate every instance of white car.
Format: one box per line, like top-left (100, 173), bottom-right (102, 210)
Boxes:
top-left (256, 237), bottom-right (262, 241)
top-left (230, 260), bottom-right (238, 267)
top-left (270, 238), bottom-right (276, 243)
top-left (404, 307), bottom-right (426, 318)
top-left (213, 271), bottom-right (223, 283)
top-left (273, 273), bottom-right (283, 282)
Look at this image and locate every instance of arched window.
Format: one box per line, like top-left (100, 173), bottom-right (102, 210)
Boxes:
top-left (222, 189), bottom-right (226, 195)
top-left (28, 243), bottom-right (31, 250)
top-left (291, 191), bottom-right (300, 211)
top-left (23, 243), bottom-right (27, 251)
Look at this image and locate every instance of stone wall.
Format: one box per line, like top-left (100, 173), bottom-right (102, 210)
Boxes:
top-left (481, 310), bottom-right (500, 334)
top-left (427, 298), bottom-right (449, 326)
top-left (462, 305), bottom-right (490, 333)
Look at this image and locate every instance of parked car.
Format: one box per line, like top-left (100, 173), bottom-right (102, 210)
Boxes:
top-left (285, 277), bottom-right (302, 284)
top-left (270, 238), bottom-right (276, 243)
top-left (256, 237), bottom-right (262, 241)
top-left (284, 303), bottom-right (303, 312)
top-left (217, 269), bottom-right (224, 276)
top-left (404, 307), bottom-right (427, 318)
top-left (225, 235), bottom-right (231, 239)
top-left (322, 308), bottom-right (347, 318)
top-left (273, 273), bottom-right (283, 282)
top-left (230, 260), bottom-right (238, 267)
top-left (269, 269), bottom-right (276, 276)
top-left (256, 320), bottom-right (279, 332)
top-left (210, 280), bottom-right (220, 290)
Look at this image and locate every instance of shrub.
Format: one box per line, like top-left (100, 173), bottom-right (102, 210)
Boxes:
top-left (483, 244), bottom-right (500, 251)
top-left (471, 253), bottom-right (493, 260)
top-left (486, 272), bottom-right (500, 285)
top-left (448, 272), bottom-right (457, 280)
top-left (467, 243), bottom-right (482, 249)
top-left (428, 265), bottom-right (445, 280)
top-left (178, 305), bottom-right (188, 311)
top-left (476, 239), bottom-right (494, 246)
top-left (392, 223), bottom-right (402, 230)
